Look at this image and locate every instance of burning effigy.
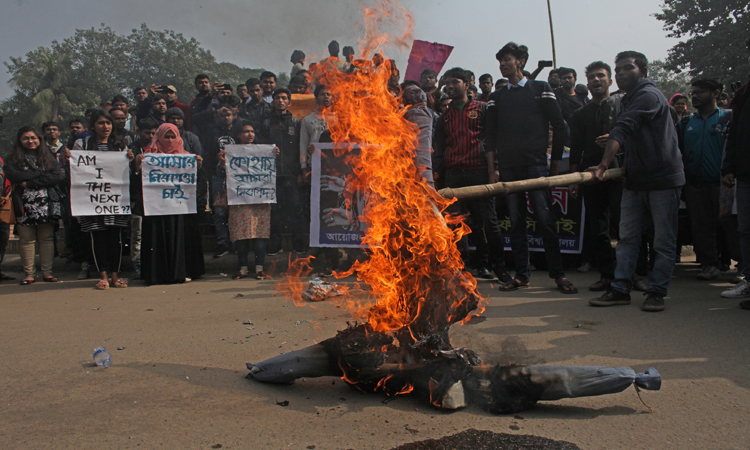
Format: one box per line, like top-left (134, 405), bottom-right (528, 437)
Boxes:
top-left (247, 0), bottom-right (660, 413)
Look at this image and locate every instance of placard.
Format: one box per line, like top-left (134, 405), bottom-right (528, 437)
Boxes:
top-left (141, 154), bottom-right (197, 216)
top-left (225, 144), bottom-right (277, 205)
top-left (70, 150), bottom-right (131, 216)
top-left (310, 143), bottom-right (367, 248)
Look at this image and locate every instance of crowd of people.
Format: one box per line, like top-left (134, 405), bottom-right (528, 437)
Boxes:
top-left (0, 38), bottom-right (749, 314)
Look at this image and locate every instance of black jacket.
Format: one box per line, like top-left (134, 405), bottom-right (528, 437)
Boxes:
top-left (723, 82), bottom-right (750, 180)
top-left (259, 111), bottom-right (301, 178)
top-left (608, 79), bottom-right (685, 191)
top-left (4, 153), bottom-right (65, 219)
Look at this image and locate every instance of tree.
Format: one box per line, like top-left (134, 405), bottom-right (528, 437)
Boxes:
top-left (656, 0), bottom-right (750, 87)
top-left (7, 48), bottom-right (82, 124)
top-left (648, 59), bottom-right (692, 101)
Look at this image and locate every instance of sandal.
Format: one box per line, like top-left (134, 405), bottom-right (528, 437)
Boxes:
top-left (256, 271), bottom-right (265, 280)
top-left (233, 272), bottom-right (248, 280)
top-left (43, 275), bottom-right (59, 283)
top-left (498, 279), bottom-right (529, 292)
top-left (113, 279), bottom-right (128, 288)
top-left (20, 277), bottom-right (35, 286)
top-left (96, 279), bottom-right (110, 290)
top-left (556, 279), bottom-right (578, 295)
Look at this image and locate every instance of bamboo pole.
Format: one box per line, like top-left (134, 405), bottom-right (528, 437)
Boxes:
top-left (438, 168), bottom-right (625, 201)
top-left (547, 0), bottom-right (557, 68)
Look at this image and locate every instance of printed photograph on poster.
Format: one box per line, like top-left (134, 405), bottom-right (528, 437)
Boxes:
top-left (224, 144), bottom-right (276, 205)
top-left (141, 154), bottom-right (197, 216)
top-left (69, 150), bottom-right (131, 216)
top-left (497, 187), bottom-right (586, 254)
top-left (310, 143), bottom-right (367, 248)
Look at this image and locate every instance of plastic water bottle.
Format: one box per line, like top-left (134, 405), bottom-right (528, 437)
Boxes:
top-left (92, 347), bottom-right (112, 368)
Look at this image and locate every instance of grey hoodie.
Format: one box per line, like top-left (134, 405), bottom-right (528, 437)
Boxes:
top-left (608, 78), bottom-right (685, 191)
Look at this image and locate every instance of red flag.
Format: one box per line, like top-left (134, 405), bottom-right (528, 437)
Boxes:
top-left (403, 40), bottom-right (454, 82)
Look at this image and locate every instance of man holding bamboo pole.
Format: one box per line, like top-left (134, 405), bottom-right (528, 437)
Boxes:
top-left (586, 51), bottom-right (685, 312)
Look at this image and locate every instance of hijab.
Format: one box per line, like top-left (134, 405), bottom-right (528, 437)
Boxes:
top-left (148, 123), bottom-right (186, 154)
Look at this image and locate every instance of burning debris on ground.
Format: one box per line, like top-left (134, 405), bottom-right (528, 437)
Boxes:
top-left (248, 0), bottom-right (660, 415)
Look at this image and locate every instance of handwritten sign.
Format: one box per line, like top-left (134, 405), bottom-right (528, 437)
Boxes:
top-left (225, 144), bottom-right (277, 205)
top-left (141, 154), bottom-right (197, 216)
top-left (70, 150), bottom-right (131, 216)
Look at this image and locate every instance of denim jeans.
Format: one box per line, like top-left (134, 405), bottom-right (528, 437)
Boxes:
top-left (612, 188), bottom-right (680, 296)
top-left (499, 164), bottom-right (565, 282)
top-left (235, 238), bottom-right (267, 268)
top-left (736, 179), bottom-right (750, 279)
top-left (269, 176), bottom-right (307, 253)
top-left (444, 168), bottom-right (506, 273)
top-left (581, 178), bottom-right (623, 280)
top-left (211, 175), bottom-right (230, 248)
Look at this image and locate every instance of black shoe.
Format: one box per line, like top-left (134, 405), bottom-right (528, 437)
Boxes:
top-left (641, 293), bottom-right (665, 312)
top-left (213, 245), bottom-right (230, 258)
top-left (476, 267), bottom-right (494, 279)
top-left (589, 278), bottom-right (611, 292)
top-left (632, 275), bottom-right (650, 292)
top-left (494, 267), bottom-right (513, 284)
top-left (589, 290), bottom-right (631, 307)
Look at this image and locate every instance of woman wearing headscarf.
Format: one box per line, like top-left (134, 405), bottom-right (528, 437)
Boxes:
top-left (135, 123), bottom-right (205, 284)
top-left (72, 109), bottom-right (133, 289)
top-left (4, 126), bottom-right (64, 285)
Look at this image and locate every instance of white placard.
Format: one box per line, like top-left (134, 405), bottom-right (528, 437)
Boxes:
top-left (141, 154), bottom-right (197, 216)
top-left (225, 144), bottom-right (277, 205)
top-left (70, 150), bottom-right (131, 216)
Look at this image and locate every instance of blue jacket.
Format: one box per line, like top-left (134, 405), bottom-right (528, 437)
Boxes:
top-left (677, 108), bottom-right (731, 185)
top-left (608, 78), bottom-right (685, 191)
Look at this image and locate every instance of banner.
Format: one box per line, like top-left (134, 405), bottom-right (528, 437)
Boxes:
top-left (403, 40), bottom-right (454, 82)
top-left (310, 143), bottom-right (366, 248)
top-left (497, 187), bottom-right (586, 254)
top-left (141, 154), bottom-right (197, 216)
top-left (289, 94), bottom-right (316, 120)
top-left (225, 144), bottom-right (277, 205)
top-left (70, 150), bottom-right (131, 216)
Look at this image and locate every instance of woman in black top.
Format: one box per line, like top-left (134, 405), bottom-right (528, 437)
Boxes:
top-left (71, 109), bottom-right (134, 289)
top-left (4, 126), bottom-right (64, 285)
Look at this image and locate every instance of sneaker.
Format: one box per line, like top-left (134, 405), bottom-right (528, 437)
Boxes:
top-left (577, 262), bottom-right (591, 273)
top-left (642, 293), bottom-right (665, 312)
top-left (589, 290), bottom-right (631, 307)
top-left (632, 275), bottom-right (650, 292)
top-left (476, 267), bottom-right (495, 280)
top-left (696, 266), bottom-right (720, 280)
top-left (213, 245), bottom-right (230, 258)
top-left (721, 279), bottom-right (750, 299)
top-left (589, 278), bottom-right (611, 292)
top-left (77, 263), bottom-right (90, 280)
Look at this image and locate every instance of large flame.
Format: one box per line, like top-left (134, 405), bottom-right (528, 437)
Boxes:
top-left (281, 0), bottom-right (485, 337)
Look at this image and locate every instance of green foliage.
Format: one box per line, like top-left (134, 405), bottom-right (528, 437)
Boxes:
top-left (656, 0), bottom-right (750, 86)
top-left (648, 59), bottom-right (693, 100)
top-left (1, 24), bottom-right (267, 150)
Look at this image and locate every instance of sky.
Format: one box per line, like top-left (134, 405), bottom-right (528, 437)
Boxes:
top-left (0, 0), bottom-right (679, 100)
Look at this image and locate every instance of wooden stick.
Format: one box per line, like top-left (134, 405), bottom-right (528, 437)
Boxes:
top-left (438, 168), bottom-right (625, 201)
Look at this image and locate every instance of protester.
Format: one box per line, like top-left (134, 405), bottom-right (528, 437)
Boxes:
top-left (127, 119), bottom-right (158, 279)
top-left (111, 108), bottom-right (136, 149)
top-left (236, 84), bottom-right (250, 104)
top-left (72, 109), bottom-right (134, 290)
top-left (495, 79), bottom-right (508, 90)
top-left (486, 42), bottom-right (575, 294)
top-left (42, 121), bottom-right (65, 154)
top-left (259, 87), bottom-right (306, 255)
top-left (133, 87), bottom-right (148, 104)
top-left (478, 74), bottom-right (493, 102)
top-left (135, 90), bottom-right (168, 125)
top-left (568, 61), bottom-right (623, 292)
top-left (586, 51), bottom-right (685, 312)
top-left (111, 95), bottom-right (133, 131)
top-left (260, 72), bottom-right (277, 103)
top-left (289, 75), bottom-right (311, 94)
top-left (678, 79), bottom-right (732, 281)
top-left (165, 108), bottom-right (202, 155)
top-left (547, 69), bottom-right (561, 89)
top-left (242, 78), bottom-right (273, 129)
top-left (670, 93), bottom-right (690, 121)
top-left (190, 74), bottom-right (212, 127)
top-left (66, 117), bottom-right (87, 149)
top-left (420, 68), bottom-right (440, 111)
top-left (217, 120), bottom-right (275, 279)
top-left (0, 154), bottom-right (14, 282)
top-left (720, 40), bottom-right (750, 305)
top-left (3, 126), bottom-right (64, 285)
top-left (134, 123), bottom-right (205, 284)
top-left (433, 67), bottom-right (509, 282)
top-left (291, 50), bottom-right (306, 77)
top-left (555, 67), bottom-right (589, 122)
top-left (402, 86), bottom-right (435, 187)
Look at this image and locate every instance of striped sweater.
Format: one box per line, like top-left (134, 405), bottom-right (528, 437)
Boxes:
top-left (432, 100), bottom-right (488, 172)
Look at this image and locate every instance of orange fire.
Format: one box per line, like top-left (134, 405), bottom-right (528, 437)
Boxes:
top-left (281, 0), bottom-right (485, 339)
